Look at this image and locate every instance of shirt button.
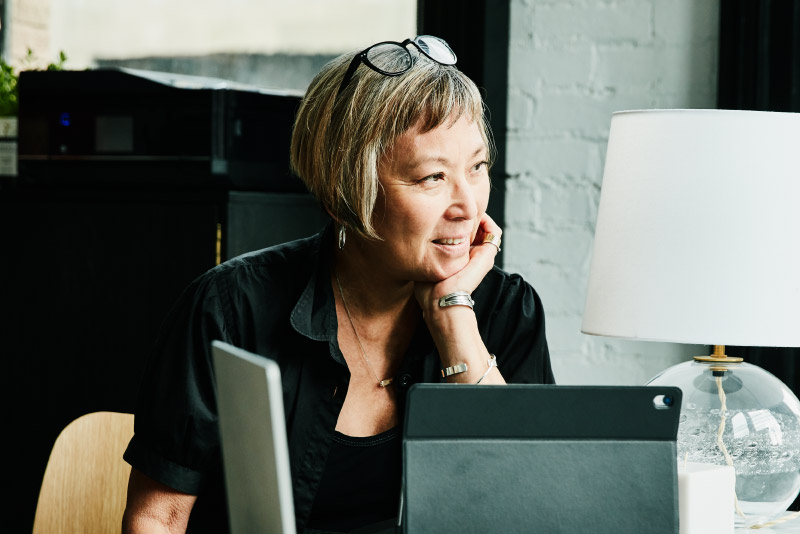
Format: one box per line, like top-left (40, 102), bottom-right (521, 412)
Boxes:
top-left (399, 374), bottom-right (413, 389)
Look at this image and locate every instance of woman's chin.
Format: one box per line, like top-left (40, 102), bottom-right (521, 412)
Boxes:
top-left (423, 257), bottom-right (469, 282)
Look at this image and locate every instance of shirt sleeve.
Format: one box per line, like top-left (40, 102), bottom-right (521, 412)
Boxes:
top-left (123, 271), bottom-right (234, 495)
top-left (475, 269), bottom-right (555, 385)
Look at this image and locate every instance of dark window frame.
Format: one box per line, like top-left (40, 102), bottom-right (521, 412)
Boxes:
top-left (418, 0), bottom-right (510, 266)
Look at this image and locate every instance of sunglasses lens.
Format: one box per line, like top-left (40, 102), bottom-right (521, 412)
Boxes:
top-left (366, 43), bottom-right (413, 74)
top-left (415, 36), bottom-right (457, 65)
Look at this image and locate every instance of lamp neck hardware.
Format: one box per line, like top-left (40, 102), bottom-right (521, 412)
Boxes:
top-left (693, 344), bottom-right (744, 364)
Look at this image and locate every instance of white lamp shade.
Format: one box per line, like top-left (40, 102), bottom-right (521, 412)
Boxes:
top-left (582, 109), bottom-right (800, 346)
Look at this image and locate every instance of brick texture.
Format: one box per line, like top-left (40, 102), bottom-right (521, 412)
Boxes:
top-left (505, 0), bottom-right (719, 384)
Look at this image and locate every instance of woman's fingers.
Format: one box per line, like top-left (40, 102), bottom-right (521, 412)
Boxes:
top-left (462, 214), bottom-right (502, 281)
top-left (472, 212), bottom-right (502, 245)
top-left (451, 241), bottom-right (495, 291)
top-left (438, 215), bottom-right (502, 295)
top-left (415, 214), bottom-right (503, 311)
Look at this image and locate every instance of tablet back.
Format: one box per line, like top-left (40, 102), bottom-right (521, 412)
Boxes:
top-left (212, 340), bottom-right (296, 534)
top-left (402, 384), bottom-right (681, 534)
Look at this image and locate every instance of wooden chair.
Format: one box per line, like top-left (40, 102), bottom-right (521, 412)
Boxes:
top-left (33, 411), bottom-right (135, 534)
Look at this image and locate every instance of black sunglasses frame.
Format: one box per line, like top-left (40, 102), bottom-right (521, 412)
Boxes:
top-left (335, 36), bottom-right (457, 100)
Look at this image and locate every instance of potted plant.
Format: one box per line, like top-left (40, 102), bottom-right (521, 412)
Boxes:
top-left (0, 50), bottom-right (66, 178)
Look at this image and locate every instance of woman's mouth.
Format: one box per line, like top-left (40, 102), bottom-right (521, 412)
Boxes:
top-left (431, 236), bottom-right (470, 255)
top-left (433, 237), bottom-right (466, 246)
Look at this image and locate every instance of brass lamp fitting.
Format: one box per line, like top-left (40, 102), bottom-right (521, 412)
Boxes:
top-left (694, 345), bottom-right (743, 372)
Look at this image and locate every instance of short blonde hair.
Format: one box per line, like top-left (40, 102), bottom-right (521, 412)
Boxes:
top-left (290, 43), bottom-right (494, 240)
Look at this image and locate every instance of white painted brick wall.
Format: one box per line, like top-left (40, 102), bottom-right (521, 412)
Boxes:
top-left (506, 0), bottom-right (719, 385)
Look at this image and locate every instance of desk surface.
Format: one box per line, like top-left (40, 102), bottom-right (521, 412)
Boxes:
top-left (735, 519), bottom-right (800, 533)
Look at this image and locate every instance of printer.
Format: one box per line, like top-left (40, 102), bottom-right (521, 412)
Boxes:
top-left (17, 67), bottom-right (304, 192)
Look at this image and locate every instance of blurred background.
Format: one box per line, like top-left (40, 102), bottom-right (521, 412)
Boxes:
top-left (4, 0), bottom-right (416, 90)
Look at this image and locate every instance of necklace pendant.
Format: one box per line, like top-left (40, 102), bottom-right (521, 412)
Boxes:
top-left (378, 378), bottom-right (394, 387)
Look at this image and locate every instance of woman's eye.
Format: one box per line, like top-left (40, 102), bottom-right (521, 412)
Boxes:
top-left (472, 161), bottom-right (489, 172)
top-left (419, 173), bottom-right (444, 183)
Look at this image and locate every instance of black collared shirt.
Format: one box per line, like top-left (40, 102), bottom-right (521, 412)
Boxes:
top-left (124, 224), bottom-right (553, 533)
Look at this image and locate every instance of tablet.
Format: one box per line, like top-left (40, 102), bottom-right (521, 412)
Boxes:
top-left (402, 384), bottom-right (682, 534)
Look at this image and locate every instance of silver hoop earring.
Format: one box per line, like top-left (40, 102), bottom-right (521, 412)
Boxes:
top-left (338, 225), bottom-right (346, 250)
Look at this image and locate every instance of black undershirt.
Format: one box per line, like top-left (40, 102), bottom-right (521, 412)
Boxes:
top-left (306, 426), bottom-right (402, 533)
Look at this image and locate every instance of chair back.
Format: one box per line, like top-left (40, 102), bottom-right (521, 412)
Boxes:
top-left (33, 411), bottom-right (134, 534)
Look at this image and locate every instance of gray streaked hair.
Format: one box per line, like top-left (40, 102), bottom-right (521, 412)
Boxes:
top-left (290, 44), bottom-right (494, 240)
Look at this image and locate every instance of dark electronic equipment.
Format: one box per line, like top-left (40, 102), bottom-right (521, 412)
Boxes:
top-left (17, 68), bottom-right (304, 191)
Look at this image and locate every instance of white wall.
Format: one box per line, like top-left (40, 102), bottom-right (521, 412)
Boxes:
top-left (505, 0), bottom-right (719, 385)
top-left (48, 0), bottom-right (416, 68)
top-left (4, 0), bottom-right (51, 66)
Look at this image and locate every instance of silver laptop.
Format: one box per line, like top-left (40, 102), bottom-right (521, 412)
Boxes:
top-left (212, 340), bottom-right (296, 534)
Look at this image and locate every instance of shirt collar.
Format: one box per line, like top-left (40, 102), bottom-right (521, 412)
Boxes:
top-left (289, 221), bottom-right (438, 372)
top-left (289, 222), bottom-right (338, 344)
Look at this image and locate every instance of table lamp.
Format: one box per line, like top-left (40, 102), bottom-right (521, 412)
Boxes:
top-left (581, 109), bottom-right (800, 527)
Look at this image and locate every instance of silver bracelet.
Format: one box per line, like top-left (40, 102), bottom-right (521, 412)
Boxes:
top-left (441, 363), bottom-right (469, 378)
top-left (476, 354), bottom-right (498, 384)
top-left (438, 291), bottom-right (475, 309)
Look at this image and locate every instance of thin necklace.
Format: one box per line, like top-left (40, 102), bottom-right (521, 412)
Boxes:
top-left (334, 270), bottom-right (394, 388)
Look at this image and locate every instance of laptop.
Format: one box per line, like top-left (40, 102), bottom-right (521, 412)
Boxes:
top-left (401, 384), bottom-right (682, 534)
top-left (212, 340), bottom-right (296, 534)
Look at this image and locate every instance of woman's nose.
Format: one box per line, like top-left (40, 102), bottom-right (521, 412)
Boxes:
top-left (446, 174), bottom-right (479, 220)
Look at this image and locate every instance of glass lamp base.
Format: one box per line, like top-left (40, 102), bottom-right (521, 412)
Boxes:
top-left (648, 361), bottom-right (800, 525)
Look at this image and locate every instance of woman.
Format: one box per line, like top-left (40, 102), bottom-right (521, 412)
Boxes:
top-left (122, 35), bottom-right (553, 534)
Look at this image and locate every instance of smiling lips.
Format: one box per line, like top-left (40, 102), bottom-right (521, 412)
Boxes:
top-left (433, 237), bottom-right (466, 245)
top-left (431, 236), bottom-right (470, 255)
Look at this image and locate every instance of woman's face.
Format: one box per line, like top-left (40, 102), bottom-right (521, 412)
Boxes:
top-left (367, 114), bottom-right (490, 283)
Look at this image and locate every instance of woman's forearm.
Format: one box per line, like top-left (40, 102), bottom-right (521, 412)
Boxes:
top-left (123, 514), bottom-right (184, 534)
top-left (122, 468), bottom-right (196, 534)
top-left (423, 304), bottom-right (505, 385)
